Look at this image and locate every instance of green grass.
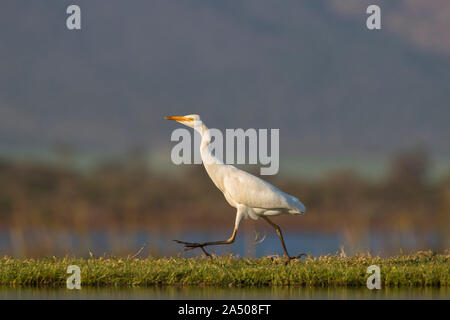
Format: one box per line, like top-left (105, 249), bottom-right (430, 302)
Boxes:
top-left (0, 251), bottom-right (448, 287)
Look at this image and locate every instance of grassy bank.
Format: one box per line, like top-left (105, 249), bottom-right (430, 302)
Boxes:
top-left (0, 251), bottom-right (448, 287)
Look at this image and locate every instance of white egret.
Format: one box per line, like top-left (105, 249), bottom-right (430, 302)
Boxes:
top-left (165, 114), bottom-right (306, 261)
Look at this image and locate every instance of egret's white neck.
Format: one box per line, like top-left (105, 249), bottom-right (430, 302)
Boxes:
top-left (193, 122), bottom-right (211, 144)
top-left (194, 121), bottom-right (226, 191)
top-left (194, 122), bottom-right (220, 164)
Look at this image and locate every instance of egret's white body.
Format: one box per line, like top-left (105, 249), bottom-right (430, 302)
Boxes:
top-left (166, 114), bottom-right (306, 260)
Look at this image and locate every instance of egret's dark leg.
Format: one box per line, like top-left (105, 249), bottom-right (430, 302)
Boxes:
top-left (174, 210), bottom-right (244, 258)
top-left (262, 216), bottom-right (305, 263)
top-left (174, 227), bottom-right (238, 258)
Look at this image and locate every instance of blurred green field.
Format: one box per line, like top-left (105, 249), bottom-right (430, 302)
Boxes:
top-left (0, 251), bottom-right (448, 287)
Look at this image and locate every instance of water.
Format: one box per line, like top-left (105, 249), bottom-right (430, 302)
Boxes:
top-left (0, 229), bottom-right (443, 258)
top-left (0, 286), bottom-right (448, 300)
top-left (1, 230), bottom-right (447, 300)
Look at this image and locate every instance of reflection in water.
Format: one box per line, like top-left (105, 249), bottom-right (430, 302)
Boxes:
top-left (0, 286), bottom-right (448, 300)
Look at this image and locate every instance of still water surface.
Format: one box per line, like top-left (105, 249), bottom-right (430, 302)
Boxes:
top-left (0, 286), bottom-right (448, 300)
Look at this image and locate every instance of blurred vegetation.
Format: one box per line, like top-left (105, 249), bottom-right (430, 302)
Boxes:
top-left (0, 146), bottom-right (448, 256)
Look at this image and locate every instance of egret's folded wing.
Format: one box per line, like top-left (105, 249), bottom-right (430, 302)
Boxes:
top-left (223, 167), bottom-right (290, 210)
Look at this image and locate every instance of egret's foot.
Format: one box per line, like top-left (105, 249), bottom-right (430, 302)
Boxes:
top-left (173, 240), bottom-right (212, 258)
top-left (284, 253), bottom-right (306, 265)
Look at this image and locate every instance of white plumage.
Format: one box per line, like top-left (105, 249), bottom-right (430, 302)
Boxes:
top-left (165, 114), bottom-right (306, 261)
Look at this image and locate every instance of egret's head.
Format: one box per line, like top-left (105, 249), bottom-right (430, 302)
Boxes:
top-left (164, 114), bottom-right (201, 129)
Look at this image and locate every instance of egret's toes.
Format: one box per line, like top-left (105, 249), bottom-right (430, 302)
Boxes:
top-left (293, 253), bottom-right (306, 259)
top-left (174, 239), bottom-right (204, 249)
top-left (199, 246), bottom-right (212, 258)
top-left (173, 240), bottom-right (197, 247)
top-left (283, 253), bottom-right (306, 265)
top-left (173, 240), bottom-right (211, 257)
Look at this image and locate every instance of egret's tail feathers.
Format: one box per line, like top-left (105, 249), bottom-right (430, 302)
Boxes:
top-left (288, 196), bottom-right (306, 216)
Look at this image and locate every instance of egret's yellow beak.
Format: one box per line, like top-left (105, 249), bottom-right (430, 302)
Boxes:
top-left (164, 116), bottom-right (194, 122)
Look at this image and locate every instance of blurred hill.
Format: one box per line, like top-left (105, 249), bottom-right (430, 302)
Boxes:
top-left (1, 0), bottom-right (450, 157)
